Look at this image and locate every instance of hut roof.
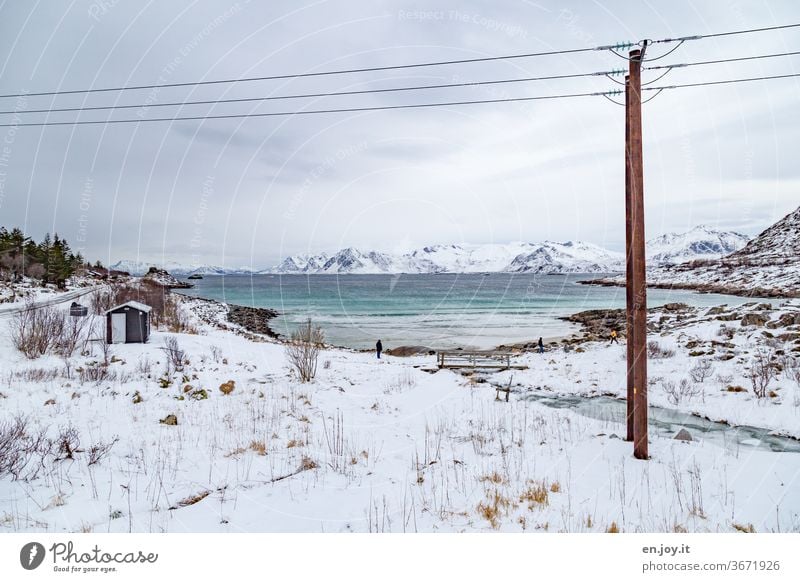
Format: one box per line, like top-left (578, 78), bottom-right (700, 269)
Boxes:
top-left (104, 300), bottom-right (153, 314)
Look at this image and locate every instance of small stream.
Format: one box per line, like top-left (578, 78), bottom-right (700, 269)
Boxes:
top-left (519, 391), bottom-right (800, 454)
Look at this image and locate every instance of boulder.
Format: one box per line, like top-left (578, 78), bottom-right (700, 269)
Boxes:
top-left (673, 428), bottom-right (693, 442)
top-left (386, 345), bottom-right (435, 357)
top-left (741, 313), bottom-right (770, 327)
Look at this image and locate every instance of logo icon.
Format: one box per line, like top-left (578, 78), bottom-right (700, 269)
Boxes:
top-left (20, 542), bottom-right (46, 570)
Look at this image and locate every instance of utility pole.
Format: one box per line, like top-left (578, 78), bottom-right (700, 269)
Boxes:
top-left (628, 46), bottom-right (649, 460)
top-left (624, 75), bottom-right (634, 443)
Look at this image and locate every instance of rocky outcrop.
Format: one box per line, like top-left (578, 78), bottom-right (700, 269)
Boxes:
top-left (226, 304), bottom-right (279, 338)
top-left (144, 267), bottom-right (193, 289)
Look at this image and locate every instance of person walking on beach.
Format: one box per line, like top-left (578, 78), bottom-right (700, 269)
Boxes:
top-left (538, 337), bottom-right (544, 354)
top-left (609, 329), bottom-right (619, 345)
top-left (376, 339), bottom-right (383, 359)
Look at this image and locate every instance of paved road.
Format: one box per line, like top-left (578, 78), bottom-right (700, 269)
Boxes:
top-left (0, 287), bottom-right (97, 319)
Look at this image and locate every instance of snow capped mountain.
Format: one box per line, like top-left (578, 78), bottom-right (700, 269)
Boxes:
top-left (266, 241), bottom-right (623, 275)
top-left (109, 260), bottom-right (256, 276)
top-left (505, 241), bottom-right (624, 273)
top-left (646, 225), bottom-right (749, 265)
top-left (109, 225), bottom-right (753, 277)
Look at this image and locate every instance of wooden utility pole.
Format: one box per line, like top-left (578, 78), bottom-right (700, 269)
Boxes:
top-left (624, 75), bottom-right (634, 443)
top-left (628, 47), bottom-right (649, 460)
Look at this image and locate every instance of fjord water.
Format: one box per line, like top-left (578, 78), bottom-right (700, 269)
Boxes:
top-left (180, 273), bottom-right (756, 350)
top-left (184, 273), bottom-right (746, 349)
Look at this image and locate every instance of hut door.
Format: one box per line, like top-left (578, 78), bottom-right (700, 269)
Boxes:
top-left (111, 313), bottom-right (127, 343)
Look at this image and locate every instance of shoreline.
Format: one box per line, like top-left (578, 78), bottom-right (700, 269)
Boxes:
top-left (579, 277), bottom-right (798, 299)
top-left (176, 293), bottom-right (281, 341)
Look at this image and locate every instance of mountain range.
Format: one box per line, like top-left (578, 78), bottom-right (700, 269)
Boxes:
top-left (111, 225), bottom-right (750, 276)
top-left (642, 206), bottom-right (800, 296)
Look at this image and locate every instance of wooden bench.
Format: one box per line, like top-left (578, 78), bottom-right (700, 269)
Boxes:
top-left (437, 350), bottom-right (527, 371)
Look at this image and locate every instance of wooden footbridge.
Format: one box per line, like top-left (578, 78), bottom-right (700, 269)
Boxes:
top-left (436, 350), bottom-right (527, 371)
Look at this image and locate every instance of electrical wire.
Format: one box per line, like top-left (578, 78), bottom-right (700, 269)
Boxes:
top-left (4, 48), bottom-right (796, 117)
top-left (1, 70), bottom-right (797, 128)
top-left (0, 68), bottom-right (623, 116)
top-left (0, 44), bottom-right (611, 100)
top-left (0, 89), bottom-right (613, 127)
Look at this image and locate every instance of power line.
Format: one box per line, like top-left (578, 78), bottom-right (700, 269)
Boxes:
top-left (650, 22), bottom-right (800, 44)
top-left (0, 68), bottom-right (625, 116)
top-left (645, 49), bottom-right (800, 70)
top-left (0, 44), bottom-right (615, 100)
top-left (0, 89), bottom-right (613, 128)
top-left (0, 70), bottom-right (797, 128)
top-left (644, 71), bottom-right (800, 92)
top-left (5, 49), bottom-right (798, 117)
top-left (1, 22), bottom-right (795, 101)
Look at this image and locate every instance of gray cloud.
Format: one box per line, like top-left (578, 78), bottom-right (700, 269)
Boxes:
top-left (0, 0), bottom-right (798, 267)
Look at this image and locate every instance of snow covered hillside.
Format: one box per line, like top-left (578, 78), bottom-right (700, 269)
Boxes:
top-left (646, 225), bottom-right (749, 265)
top-left (644, 206), bottom-right (800, 296)
top-left (2, 289), bottom-right (799, 533)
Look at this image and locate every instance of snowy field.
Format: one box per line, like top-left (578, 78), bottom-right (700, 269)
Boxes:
top-left (1, 288), bottom-right (799, 533)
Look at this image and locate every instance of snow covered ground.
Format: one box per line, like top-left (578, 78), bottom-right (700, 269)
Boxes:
top-left (0, 290), bottom-right (799, 533)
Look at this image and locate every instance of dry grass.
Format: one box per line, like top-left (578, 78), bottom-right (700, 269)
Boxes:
top-left (549, 481), bottom-right (561, 493)
top-left (726, 385), bottom-right (747, 393)
top-left (171, 490), bottom-right (210, 509)
top-left (249, 440), bottom-right (267, 456)
top-left (732, 522), bottom-right (756, 533)
top-left (520, 480), bottom-right (549, 509)
top-left (300, 456), bottom-right (318, 470)
top-left (477, 490), bottom-right (515, 529)
top-left (219, 380), bottom-right (235, 395)
top-left (606, 521), bottom-right (620, 533)
top-left (480, 471), bottom-right (505, 485)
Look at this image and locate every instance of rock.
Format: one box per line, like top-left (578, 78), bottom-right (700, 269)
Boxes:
top-left (159, 414), bottom-right (178, 426)
top-left (44, 398), bottom-right (56, 406)
top-left (385, 345), bottom-right (435, 357)
top-left (673, 428), bottom-right (693, 442)
top-left (769, 312), bottom-right (800, 328)
top-left (226, 305), bottom-right (279, 338)
top-left (662, 302), bottom-right (690, 312)
top-left (705, 305), bottom-right (728, 316)
top-left (741, 313), bottom-right (770, 327)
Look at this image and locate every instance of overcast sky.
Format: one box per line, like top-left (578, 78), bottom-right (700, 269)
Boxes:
top-left (0, 0), bottom-right (798, 268)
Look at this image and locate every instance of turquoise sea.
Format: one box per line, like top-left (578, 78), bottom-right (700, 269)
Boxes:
top-left (179, 273), bottom-right (757, 350)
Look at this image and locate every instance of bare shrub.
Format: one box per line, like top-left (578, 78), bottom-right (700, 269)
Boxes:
top-left (10, 300), bottom-right (65, 359)
top-left (662, 378), bottom-right (701, 406)
top-left (285, 318), bottom-right (324, 382)
top-left (56, 426), bottom-right (81, 461)
top-left (13, 368), bottom-right (59, 382)
top-left (746, 350), bottom-right (778, 399)
top-left (689, 359), bottom-right (714, 383)
top-left (162, 298), bottom-right (196, 333)
top-left (91, 320), bottom-right (112, 366)
top-left (56, 313), bottom-right (90, 358)
top-left (163, 336), bottom-right (186, 372)
top-left (87, 437), bottom-right (118, 466)
top-left (136, 356), bottom-right (152, 378)
top-left (0, 416), bottom-right (54, 481)
top-left (78, 364), bottom-right (115, 384)
top-left (647, 341), bottom-right (675, 359)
